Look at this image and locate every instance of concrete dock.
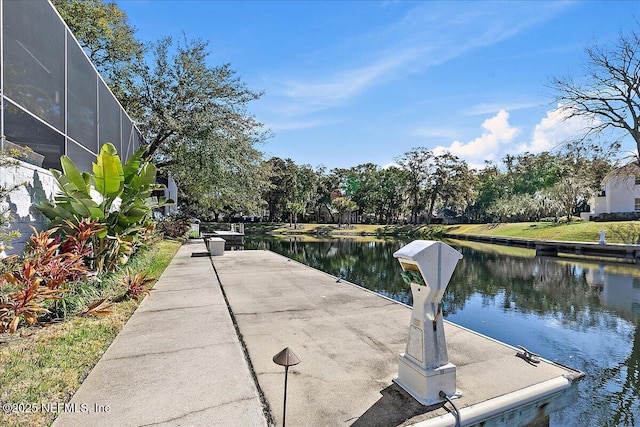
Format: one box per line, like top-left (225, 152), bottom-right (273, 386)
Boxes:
top-left (214, 249), bottom-right (583, 426)
top-left (53, 240), bottom-right (583, 426)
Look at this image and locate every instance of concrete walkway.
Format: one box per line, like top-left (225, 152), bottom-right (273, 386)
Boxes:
top-left (52, 240), bottom-right (266, 427)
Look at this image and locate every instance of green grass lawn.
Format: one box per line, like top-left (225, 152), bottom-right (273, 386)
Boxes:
top-left (443, 221), bottom-right (634, 243)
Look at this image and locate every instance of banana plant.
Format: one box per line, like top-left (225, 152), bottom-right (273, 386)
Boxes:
top-left (37, 156), bottom-right (103, 224)
top-left (112, 147), bottom-right (166, 235)
top-left (37, 143), bottom-right (174, 271)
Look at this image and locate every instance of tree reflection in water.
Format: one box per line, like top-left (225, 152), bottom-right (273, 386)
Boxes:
top-left (246, 237), bottom-right (639, 427)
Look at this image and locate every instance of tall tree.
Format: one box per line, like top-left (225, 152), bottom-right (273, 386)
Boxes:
top-left (135, 37), bottom-right (266, 163)
top-left (395, 148), bottom-right (474, 224)
top-left (263, 158), bottom-right (289, 222)
top-left (331, 163), bottom-right (378, 222)
top-left (395, 148), bottom-right (433, 224)
top-left (551, 141), bottom-right (614, 221)
top-left (286, 163), bottom-right (317, 227)
top-left (263, 158), bottom-right (318, 225)
top-left (424, 153), bottom-right (475, 223)
top-left (56, 0), bottom-right (268, 217)
top-left (550, 176), bottom-right (592, 222)
top-left (371, 167), bottom-right (409, 224)
top-left (551, 27), bottom-right (640, 161)
top-left (129, 37), bottom-right (267, 216)
top-left (310, 168), bottom-right (336, 223)
top-left (503, 152), bottom-right (564, 196)
top-left (331, 197), bottom-right (358, 227)
top-left (469, 162), bottom-right (505, 222)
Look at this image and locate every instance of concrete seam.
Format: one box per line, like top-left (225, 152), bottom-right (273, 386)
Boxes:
top-left (210, 257), bottom-right (275, 426)
top-left (138, 396), bottom-right (257, 427)
top-left (102, 342), bottom-right (231, 362)
top-left (136, 303), bottom-right (216, 313)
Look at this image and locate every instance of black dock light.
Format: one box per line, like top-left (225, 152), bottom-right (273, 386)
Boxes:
top-left (273, 347), bottom-right (301, 427)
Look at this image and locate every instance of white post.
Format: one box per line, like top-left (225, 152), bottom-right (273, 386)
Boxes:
top-left (599, 230), bottom-right (606, 245)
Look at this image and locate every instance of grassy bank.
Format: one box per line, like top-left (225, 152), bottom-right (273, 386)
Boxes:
top-left (0, 239), bottom-right (182, 427)
top-left (442, 221), bottom-right (634, 244)
top-left (245, 221), bottom-right (639, 244)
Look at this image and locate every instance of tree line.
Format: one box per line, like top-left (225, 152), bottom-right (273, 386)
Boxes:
top-left (261, 143), bottom-right (613, 225)
top-left (52, 1), bottom-right (640, 224)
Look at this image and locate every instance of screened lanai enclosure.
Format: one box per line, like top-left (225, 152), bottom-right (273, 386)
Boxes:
top-left (0, 0), bottom-right (143, 172)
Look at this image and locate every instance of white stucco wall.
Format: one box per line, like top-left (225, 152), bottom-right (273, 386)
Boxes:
top-left (593, 196), bottom-right (608, 215)
top-left (604, 175), bottom-right (639, 213)
top-left (2, 160), bottom-right (180, 254)
top-left (0, 160), bottom-right (59, 255)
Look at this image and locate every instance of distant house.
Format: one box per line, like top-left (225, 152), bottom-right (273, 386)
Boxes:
top-left (431, 208), bottom-right (465, 225)
top-left (582, 162), bottom-right (640, 221)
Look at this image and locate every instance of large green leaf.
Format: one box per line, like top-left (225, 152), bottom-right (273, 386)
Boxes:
top-left (129, 162), bottom-right (157, 193)
top-left (68, 190), bottom-right (101, 214)
top-left (125, 206), bottom-right (147, 221)
top-left (60, 155), bottom-right (89, 194)
top-left (35, 201), bottom-right (61, 221)
top-left (93, 143), bottom-right (124, 198)
top-left (35, 200), bottom-right (76, 223)
top-left (140, 162), bottom-right (157, 188)
top-left (50, 170), bottom-right (78, 199)
top-left (123, 148), bottom-right (143, 184)
top-left (148, 196), bottom-right (175, 208)
top-left (39, 156), bottom-right (104, 225)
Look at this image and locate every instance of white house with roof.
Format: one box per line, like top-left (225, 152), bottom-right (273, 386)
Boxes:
top-left (582, 162), bottom-right (640, 221)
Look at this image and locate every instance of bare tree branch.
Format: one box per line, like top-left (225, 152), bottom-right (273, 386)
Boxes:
top-left (551, 28), bottom-right (640, 163)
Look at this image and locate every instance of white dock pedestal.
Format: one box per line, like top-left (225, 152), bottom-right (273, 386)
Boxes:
top-left (208, 237), bottom-right (225, 256)
top-left (393, 241), bottom-right (463, 405)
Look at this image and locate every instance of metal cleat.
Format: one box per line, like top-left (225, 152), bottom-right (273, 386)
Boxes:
top-left (517, 345), bottom-right (541, 364)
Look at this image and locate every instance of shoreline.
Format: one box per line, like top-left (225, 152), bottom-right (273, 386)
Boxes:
top-left (231, 220), bottom-right (640, 245)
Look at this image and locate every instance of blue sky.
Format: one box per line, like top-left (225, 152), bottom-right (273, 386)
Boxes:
top-left (117, 0), bottom-right (640, 170)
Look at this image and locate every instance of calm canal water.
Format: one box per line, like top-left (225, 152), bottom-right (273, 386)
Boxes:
top-left (246, 236), bottom-right (640, 427)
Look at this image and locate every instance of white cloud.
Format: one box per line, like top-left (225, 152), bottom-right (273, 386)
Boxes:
top-left (280, 49), bottom-right (418, 104)
top-left (412, 105), bottom-right (603, 170)
top-left (517, 105), bottom-right (598, 153)
top-left (433, 110), bottom-right (519, 163)
top-left (381, 162), bottom-right (400, 170)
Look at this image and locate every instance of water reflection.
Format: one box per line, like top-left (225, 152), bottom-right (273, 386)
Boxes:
top-left (246, 236), bottom-right (640, 427)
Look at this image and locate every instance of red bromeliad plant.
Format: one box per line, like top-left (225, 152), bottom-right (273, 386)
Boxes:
top-left (79, 298), bottom-right (113, 317)
top-left (58, 218), bottom-right (105, 272)
top-left (0, 225), bottom-right (96, 334)
top-left (0, 261), bottom-right (68, 333)
top-left (23, 226), bottom-right (89, 289)
top-left (25, 226), bottom-right (58, 263)
top-left (120, 269), bottom-right (155, 300)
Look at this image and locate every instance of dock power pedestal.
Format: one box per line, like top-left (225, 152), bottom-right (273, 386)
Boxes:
top-left (393, 240), bottom-right (463, 405)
